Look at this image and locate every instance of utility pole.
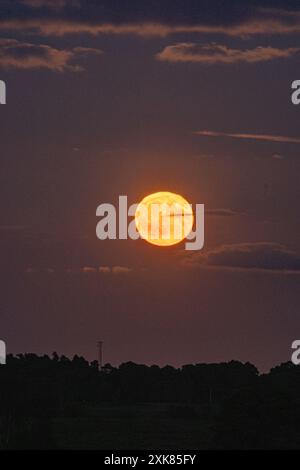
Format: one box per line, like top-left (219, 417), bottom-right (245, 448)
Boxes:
top-left (97, 341), bottom-right (103, 370)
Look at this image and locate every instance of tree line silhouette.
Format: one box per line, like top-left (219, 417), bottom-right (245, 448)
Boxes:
top-left (0, 353), bottom-right (300, 449)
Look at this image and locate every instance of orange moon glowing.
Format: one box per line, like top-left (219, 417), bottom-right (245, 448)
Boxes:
top-left (135, 191), bottom-right (194, 247)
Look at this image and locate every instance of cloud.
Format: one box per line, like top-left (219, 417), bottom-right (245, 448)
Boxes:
top-left (98, 266), bottom-right (111, 274)
top-left (82, 266), bottom-right (97, 273)
top-left (112, 266), bottom-right (132, 274)
top-left (183, 242), bottom-right (300, 273)
top-left (271, 153), bottom-right (285, 159)
top-left (21, 0), bottom-right (76, 10)
top-left (156, 42), bottom-right (300, 64)
top-left (1, 3), bottom-right (300, 38)
top-left (0, 38), bottom-right (102, 71)
top-left (91, 266), bottom-right (132, 274)
top-left (82, 266), bottom-right (132, 274)
top-left (206, 209), bottom-right (245, 217)
top-left (193, 130), bottom-right (300, 144)
top-left (25, 265), bottom-right (133, 274)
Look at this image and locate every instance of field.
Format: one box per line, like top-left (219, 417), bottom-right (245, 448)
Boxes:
top-left (54, 403), bottom-right (214, 450)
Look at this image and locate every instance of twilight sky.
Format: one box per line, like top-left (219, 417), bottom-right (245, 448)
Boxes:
top-left (0, 0), bottom-right (300, 371)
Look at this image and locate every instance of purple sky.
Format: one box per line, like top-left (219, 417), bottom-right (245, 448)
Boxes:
top-left (0, 0), bottom-right (300, 371)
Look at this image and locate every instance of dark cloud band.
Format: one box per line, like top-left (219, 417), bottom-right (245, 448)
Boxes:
top-left (1, 1), bottom-right (300, 38)
top-left (183, 242), bottom-right (300, 273)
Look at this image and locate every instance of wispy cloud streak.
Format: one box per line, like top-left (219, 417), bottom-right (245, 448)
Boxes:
top-left (193, 130), bottom-right (300, 144)
top-left (156, 43), bottom-right (300, 64)
top-left (0, 38), bottom-right (102, 71)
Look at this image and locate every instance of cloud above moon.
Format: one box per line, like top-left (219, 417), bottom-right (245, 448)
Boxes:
top-left (0, 38), bottom-right (102, 71)
top-left (156, 43), bottom-right (300, 64)
top-left (193, 130), bottom-right (300, 144)
top-left (1, 1), bottom-right (300, 74)
top-left (2, 2), bottom-right (300, 38)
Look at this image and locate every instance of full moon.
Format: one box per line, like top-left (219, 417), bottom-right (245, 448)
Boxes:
top-left (135, 191), bottom-right (193, 247)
